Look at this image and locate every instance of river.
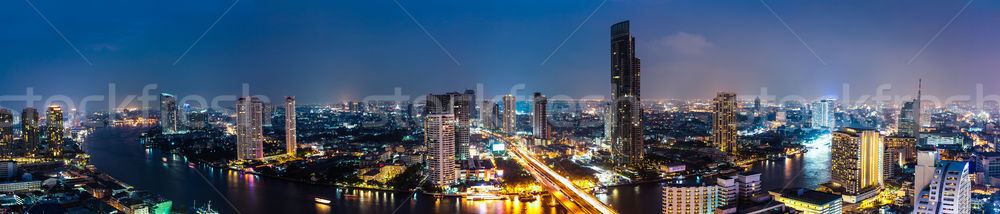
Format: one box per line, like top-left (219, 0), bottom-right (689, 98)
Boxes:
top-left (84, 127), bottom-right (830, 213)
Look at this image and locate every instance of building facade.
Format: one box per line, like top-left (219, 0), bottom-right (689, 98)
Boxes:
top-left (0, 109), bottom-right (12, 158)
top-left (21, 108), bottom-right (39, 156)
top-left (236, 97), bottom-right (264, 161)
top-left (46, 106), bottom-right (64, 156)
top-left (159, 93), bottom-right (179, 134)
top-left (712, 92), bottom-right (738, 155)
top-left (502, 95), bottom-right (516, 137)
top-left (285, 96), bottom-right (296, 156)
top-left (810, 99), bottom-right (835, 129)
top-left (532, 92), bottom-right (549, 143)
top-left (661, 182), bottom-right (720, 214)
top-left (610, 20), bottom-right (644, 169)
top-left (914, 161), bottom-right (971, 214)
top-left (425, 113), bottom-right (456, 186)
top-left (425, 91), bottom-right (474, 161)
top-left (830, 127), bottom-right (883, 203)
top-left (770, 188), bottom-right (843, 214)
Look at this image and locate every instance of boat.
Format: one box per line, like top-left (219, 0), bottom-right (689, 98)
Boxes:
top-left (466, 193), bottom-right (505, 201)
top-left (592, 187), bottom-right (608, 195)
top-left (518, 194), bottom-right (537, 202)
top-left (194, 201), bottom-right (219, 214)
top-left (314, 197), bottom-right (332, 204)
top-left (161, 157), bottom-right (168, 162)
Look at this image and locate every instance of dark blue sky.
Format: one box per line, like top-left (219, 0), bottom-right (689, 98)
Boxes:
top-left (2, 0), bottom-right (999, 110)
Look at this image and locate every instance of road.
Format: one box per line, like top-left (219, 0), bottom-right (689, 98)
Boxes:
top-left (496, 133), bottom-right (618, 214)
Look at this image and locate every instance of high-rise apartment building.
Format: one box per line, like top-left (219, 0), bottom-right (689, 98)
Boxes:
top-left (831, 127), bottom-right (883, 203)
top-left (712, 92), bottom-right (738, 155)
top-left (811, 99), bottom-right (835, 129)
top-left (0, 109), bottom-right (12, 158)
top-left (610, 20), bottom-right (644, 169)
top-left (21, 108), bottom-right (39, 156)
top-left (737, 171), bottom-right (762, 203)
top-left (479, 100), bottom-right (495, 131)
top-left (662, 182), bottom-right (720, 214)
top-left (502, 95), bottom-right (516, 137)
top-left (425, 91), bottom-right (473, 161)
top-left (425, 113), bottom-right (456, 187)
top-left (160, 93), bottom-right (179, 134)
top-left (237, 97), bottom-right (264, 161)
top-left (914, 161), bottom-right (971, 214)
top-left (285, 96), bottom-right (296, 156)
top-left (532, 92), bottom-right (549, 143)
top-left (46, 106), bottom-right (64, 156)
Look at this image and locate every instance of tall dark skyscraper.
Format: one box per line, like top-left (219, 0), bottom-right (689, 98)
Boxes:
top-left (21, 107), bottom-right (39, 156)
top-left (425, 91), bottom-right (473, 161)
top-left (46, 106), bottom-right (64, 156)
top-left (898, 79), bottom-right (921, 138)
top-left (0, 108), bottom-right (13, 158)
top-left (610, 20), bottom-right (643, 169)
top-left (532, 92), bottom-right (549, 143)
top-left (502, 95), bottom-right (516, 137)
top-left (160, 93), bottom-right (179, 134)
top-left (713, 92), bottom-right (738, 155)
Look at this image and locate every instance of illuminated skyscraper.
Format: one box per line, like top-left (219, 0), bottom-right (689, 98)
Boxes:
top-left (810, 99), bottom-right (835, 129)
top-left (425, 113), bottom-right (456, 187)
top-left (46, 106), bottom-right (64, 156)
top-left (502, 95), bottom-right (516, 137)
top-left (830, 127), bottom-right (883, 203)
top-left (712, 92), bottom-right (738, 155)
top-left (425, 91), bottom-right (473, 161)
top-left (479, 100), bottom-right (495, 130)
top-left (159, 93), bottom-right (179, 134)
top-left (236, 97), bottom-right (264, 161)
top-left (884, 136), bottom-right (917, 178)
top-left (914, 161), bottom-right (971, 214)
top-left (285, 96), bottom-right (296, 156)
top-left (21, 108), bottom-right (39, 156)
top-left (0, 109), bottom-right (12, 158)
top-left (532, 92), bottom-right (549, 143)
top-left (610, 20), bottom-right (643, 169)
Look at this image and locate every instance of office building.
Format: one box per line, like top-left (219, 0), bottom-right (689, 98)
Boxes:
top-left (914, 148), bottom-right (939, 208)
top-left (502, 95), bottom-right (516, 137)
top-left (830, 127), bottom-right (883, 203)
top-left (425, 113), bottom-right (456, 186)
top-left (21, 108), bottom-right (39, 156)
top-left (610, 20), bottom-right (644, 169)
top-left (898, 79), bottom-right (922, 138)
top-left (770, 188), bottom-right (843, 214)
top-left (532, 92), bottom-right (549, 143)
top-left (884, 136), bottom-right (917, 178)
top-left (810, 99), bottom-right (835, 129)
top-left (661, 182), bottom-right (720, 214)
top-left (713, 92), bottom-right (738, 155)
top-left (159, 93), bottom-right (179, 134)
top-left (285, 96), bottom-right (296, 156)
top-left (425, 91), bottom-right (473, 161)
top-left (236, 97), bottom-right (264, 161)
top-left (0, 109), bottom-right (12, 158)
top-left (46, 106), bottom-right (64, 156)
top-left (914, 161), bottom-right (971, 214)
top-left (480, 100), bottom-right (495, 130)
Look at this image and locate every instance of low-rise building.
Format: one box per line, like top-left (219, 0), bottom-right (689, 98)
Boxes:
top-left (661, 181), bottom-right (720, 214)
top-left (770, 188), bottom-right (842, 214)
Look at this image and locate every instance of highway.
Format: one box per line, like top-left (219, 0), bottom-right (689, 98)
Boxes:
top-left (497, 133), bottom-right (618, 214)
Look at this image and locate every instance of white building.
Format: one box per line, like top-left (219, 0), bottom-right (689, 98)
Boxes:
top-left (661, 182), bottom-right (720, 214)
top-left (716, 176), bottom-right (738, 207)
top-left (425, 114), bottom-right (456, 187)
top-left (914, 161), bottom-right (971, 214)
top-left (914, 148), bottom-right (939, 208)
top-left (810, 100), bottom-right (835, 129)
top-left (236, 97), bottom-right (264, 161)
top-left (737, 171), bottom-right (762, 202)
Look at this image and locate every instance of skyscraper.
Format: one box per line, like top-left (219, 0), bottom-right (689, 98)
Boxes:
top-left (532, 92), bottom-right (549, 143)
top-left (712, 92), bottom-right (738, 155)
top-left (502, 95), bottom-right (516, 137)
top-left (811, 99), bottom-right (835, 129)
top-left (899, 79), bottom-right (922, 138)
top-left (237, 97), bottom-right (264, 161)
top-left (425, 113), bottom-right (456, 187)
top-left (46, 106), bottom-right (64, 156)
top-left (21, 108), bottom-right (39, 156)
top-left (285, 96), bottom-right (296, 156)
top-left (159, 93), bottom-right (178, 134)
top-left (830, 127), bottom-right (883, 203)
top-left (0, 109), bottom-right (12, 158)
top-left (425, 91), bottom-right (473, 161)
top-left (914, 161), bottom-right (971, 214)
top-left (884, 136), bottom-right (917, 178)
top-left (262, 103), bottom-right (274, 127)
top-left (479, 100), bottom-right (494, 130)
top-left (610, 20), bottom-right (643, 169)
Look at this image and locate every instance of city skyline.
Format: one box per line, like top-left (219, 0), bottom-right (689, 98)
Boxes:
top-left (2, 1), bottom-right (999, 108)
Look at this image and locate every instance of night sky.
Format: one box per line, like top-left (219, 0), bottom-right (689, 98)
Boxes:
top-left (2, 0), bottom-right (999, 110)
